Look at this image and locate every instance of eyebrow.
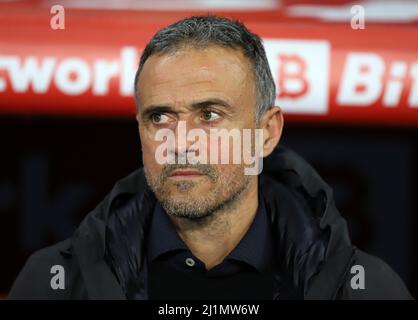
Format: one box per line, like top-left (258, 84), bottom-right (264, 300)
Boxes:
top-left (141, 98), bottom-right (232, 118)
top-left (191, 98), bottom-right (231, 110)
top-left (141, 106), bottom-right (174, 119)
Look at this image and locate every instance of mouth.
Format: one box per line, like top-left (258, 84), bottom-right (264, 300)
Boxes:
top-left (168, 169), bottom-right (205, 180)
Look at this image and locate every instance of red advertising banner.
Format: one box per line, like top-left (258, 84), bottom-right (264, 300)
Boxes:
top-left (1, 2), bottom-right (418, 125)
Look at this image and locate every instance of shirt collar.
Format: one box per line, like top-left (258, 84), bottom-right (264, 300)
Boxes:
top-left (147, 193), bottom-right (273, 272)
top-left (147, 202), bottom-right (187, 262)
top-left (226, 194), bottom-right (273, 272)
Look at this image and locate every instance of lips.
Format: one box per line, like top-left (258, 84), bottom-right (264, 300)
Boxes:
top-left (169, 169), bottom-right (204, 178)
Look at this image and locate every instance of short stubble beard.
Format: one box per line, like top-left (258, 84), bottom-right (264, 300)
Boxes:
top-left (144, 163), bottom-right (252, 221)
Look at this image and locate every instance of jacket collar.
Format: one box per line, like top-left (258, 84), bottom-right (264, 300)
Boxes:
top-left (71, 145), bottom-right (352, 299)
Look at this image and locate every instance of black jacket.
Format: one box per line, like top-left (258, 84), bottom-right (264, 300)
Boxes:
top-left (8, 146), bottom-right (413, 300)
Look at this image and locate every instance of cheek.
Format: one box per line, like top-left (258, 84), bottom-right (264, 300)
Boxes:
top-left (207, 132), bottom-right (247, 165)
top-left (141, 137), bottom-right (160, 169)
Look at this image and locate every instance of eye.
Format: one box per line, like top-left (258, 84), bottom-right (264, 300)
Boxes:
top-left (151, 113), bottom-right (170, 124)
top-left (201, 110), bottom-right (221, 122)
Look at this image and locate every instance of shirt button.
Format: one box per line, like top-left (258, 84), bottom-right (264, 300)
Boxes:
top-left (185, 257), bottom-right (195, 267)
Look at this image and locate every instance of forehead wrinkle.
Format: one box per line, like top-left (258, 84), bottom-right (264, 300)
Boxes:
top-left (154, 47), bottom-right (250, 83)
top-left (138, 46), bottom-right (256, 114)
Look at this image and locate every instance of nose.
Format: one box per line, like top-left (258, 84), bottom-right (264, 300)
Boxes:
top-left (170, 119), bottom-right (205, 164)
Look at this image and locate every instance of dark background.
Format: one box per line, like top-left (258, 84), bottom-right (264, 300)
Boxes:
top-left (1, 115), bottom-right (417, 298)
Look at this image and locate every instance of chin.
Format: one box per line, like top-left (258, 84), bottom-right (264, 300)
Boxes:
top-left (167, 187), bottom-right (210, 201)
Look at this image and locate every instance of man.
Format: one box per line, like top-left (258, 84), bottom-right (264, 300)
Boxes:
top-left (9, 15), bottom-right (412, 300)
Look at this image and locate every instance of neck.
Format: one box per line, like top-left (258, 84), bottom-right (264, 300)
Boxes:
top-left (169, 177), bottom-right (258, 270)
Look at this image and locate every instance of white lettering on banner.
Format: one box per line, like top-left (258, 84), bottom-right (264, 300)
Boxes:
top-left (338, 53), bottom-right (418, 107)
top-left (263, 39), bottom-right (330, 114)
top-left (338, 53), bottom-right (385, 106)
top-left (0, 47), bottom-right (138, 96)
top-left (120, 47), bottom-right (137, 96)
top-left (1, 44), bottom-right (418, 113)
top-left (410, 63), bottom-right (418, 107)
top-left (92, 60), bottom-right (119, 95)
top-left (384, 61), bottom-right (407, 107)
top-left (0, 56), bottom-right (56, 93)
top-left (55, 58), bottom-right (91, 95)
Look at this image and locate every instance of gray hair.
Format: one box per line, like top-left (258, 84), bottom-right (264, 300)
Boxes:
top-left (134, 15), bottom-right (276, 122)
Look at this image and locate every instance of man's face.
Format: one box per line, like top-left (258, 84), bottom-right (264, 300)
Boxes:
top-left (136, 46), bottom-right (259, 219)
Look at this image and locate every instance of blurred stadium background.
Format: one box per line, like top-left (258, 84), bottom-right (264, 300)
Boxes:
top-left (0, 0), bottom-right (417, 299)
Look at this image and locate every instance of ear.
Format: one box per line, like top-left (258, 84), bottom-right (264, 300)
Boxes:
top-left (258, 106), bottom-right (284, 158)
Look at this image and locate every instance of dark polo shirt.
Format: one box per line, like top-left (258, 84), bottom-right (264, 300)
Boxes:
top-left (147, 195), bottom-right (275, 300)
